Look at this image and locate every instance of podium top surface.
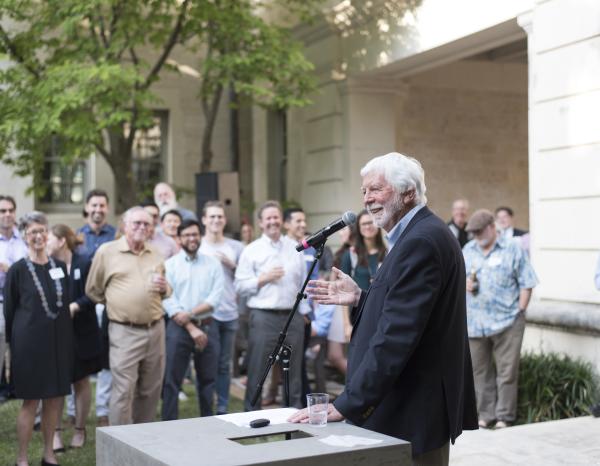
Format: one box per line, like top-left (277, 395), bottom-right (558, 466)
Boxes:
top-left (96, 409), bottom-right (411, 466)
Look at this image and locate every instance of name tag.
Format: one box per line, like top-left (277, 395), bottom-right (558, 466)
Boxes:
top-left (73, 268), bottom-right (81, 280)
top-left (49, 267), bottom-right (65, 280)
top-left (488, 255), bottom-right (502, 267)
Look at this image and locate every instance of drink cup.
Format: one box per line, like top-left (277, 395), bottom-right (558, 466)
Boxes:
top-left (147, 272), bottom-right (162, 293)
top-left (306, 393), bottom-right (329, 427)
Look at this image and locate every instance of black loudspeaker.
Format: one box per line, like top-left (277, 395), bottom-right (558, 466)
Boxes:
top-left (195, 172), bottom-right (240, 234)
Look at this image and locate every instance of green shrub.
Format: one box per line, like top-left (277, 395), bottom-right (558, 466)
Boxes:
top-left (518, 352), bottom-right (599, 424)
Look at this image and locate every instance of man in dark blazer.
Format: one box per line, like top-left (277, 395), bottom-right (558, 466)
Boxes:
top-left (290, 152), bottom-right (478, 465)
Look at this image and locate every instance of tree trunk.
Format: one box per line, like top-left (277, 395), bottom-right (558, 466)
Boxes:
top-left (105, 127), bottom-right (137, 214)
top-left (200, 85), bottom-right (224, 173)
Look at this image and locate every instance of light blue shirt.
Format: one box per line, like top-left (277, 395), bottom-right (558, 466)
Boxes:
top-left (595, 253), bottom-right (600, 291)
top-left (385, 204), bottom-right (425, 251)
top-left (0, 227), bottom-right (28, 302)
top-left (463, 236), bottom-right (538, 337)
top-left (162, 250), bottom-right (224, 318)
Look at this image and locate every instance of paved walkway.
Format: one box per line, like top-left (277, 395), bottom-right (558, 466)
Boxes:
top-left (450, 416), bottom-right (600, 465)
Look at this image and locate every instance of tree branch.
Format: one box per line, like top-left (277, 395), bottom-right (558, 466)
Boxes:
top-left (94, 140), bottom-right (110, 160)
top-left (0, 26), bottom-right (41, 79)
top-left (96, 11), bottom-right (110, 49)
top-left (142, 0), bottom-right (191, 90)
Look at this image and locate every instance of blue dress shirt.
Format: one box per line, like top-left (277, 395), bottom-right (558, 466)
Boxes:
top-left (162, 250), bottom-right (224, 318)
top-left (77, 223), bottom-right (116, 258)
top-left (386, 204), bottom-right (425, 251)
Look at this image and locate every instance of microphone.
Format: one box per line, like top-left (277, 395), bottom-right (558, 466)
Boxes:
top-left (296, 211), bottom-right (356, 252)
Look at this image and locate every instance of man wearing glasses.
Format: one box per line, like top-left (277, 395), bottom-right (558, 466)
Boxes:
top-left (86, 206), bottom-right (171, 425)
top-left (0, 195), bottom-right (28, 402)
top-left (161, 219), bottom-right (224, 419)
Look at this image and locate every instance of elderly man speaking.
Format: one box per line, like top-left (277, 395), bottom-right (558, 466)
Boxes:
top-left (290, 152), bottom-right (478, 466)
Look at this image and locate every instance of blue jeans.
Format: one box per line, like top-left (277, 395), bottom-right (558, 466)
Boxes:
top-left (214, 318), bottom-right (238, 414)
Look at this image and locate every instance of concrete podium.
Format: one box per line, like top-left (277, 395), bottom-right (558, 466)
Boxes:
top-left (97, 409), bottom-right (411, 465)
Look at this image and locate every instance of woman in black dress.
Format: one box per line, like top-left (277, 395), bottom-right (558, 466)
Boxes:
top-left (3, 211), bottom-right (73, 466)
top-left (47, 224), bottom-right (101, 450)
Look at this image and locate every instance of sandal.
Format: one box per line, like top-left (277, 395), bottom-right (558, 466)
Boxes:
top-left (52, 428), bottom-right (65, 453)
top-left (69, 427), bottom-right (86, 449)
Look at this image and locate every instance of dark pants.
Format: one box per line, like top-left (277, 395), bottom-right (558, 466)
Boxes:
top-left (244, 309), bottom-right (305, 411)
top-left (161, 320), bottom-right (219, 420)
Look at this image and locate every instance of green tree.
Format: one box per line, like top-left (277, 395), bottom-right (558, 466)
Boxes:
top-left (0, 0), bottom-right (319, 212)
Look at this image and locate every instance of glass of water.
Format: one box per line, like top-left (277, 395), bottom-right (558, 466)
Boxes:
top-left (306, 393), bottom-right (329, 427)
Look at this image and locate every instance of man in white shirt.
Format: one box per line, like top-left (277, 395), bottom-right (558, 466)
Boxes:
top-left (199, 201), bottom-right (244, 414)
top-left (234, 200), bottom-right (308, 411)
top-left (0, 195), bottom-right (28, 401)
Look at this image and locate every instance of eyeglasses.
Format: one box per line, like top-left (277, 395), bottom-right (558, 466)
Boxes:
top-left (26, 228), bottom-right (47, 237)
top-left (131, 221), bottom-right (151, 229)
top-left (0, 208), bottom-right (15, 214)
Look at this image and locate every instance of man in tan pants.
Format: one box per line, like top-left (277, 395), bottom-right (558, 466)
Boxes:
top-left (86, 206), bottom-right (171, 425)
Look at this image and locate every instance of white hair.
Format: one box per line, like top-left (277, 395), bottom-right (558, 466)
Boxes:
top-left (123, 206), bottom-right (150, 223)
top-left (360, 152), bottom-right (427, 205)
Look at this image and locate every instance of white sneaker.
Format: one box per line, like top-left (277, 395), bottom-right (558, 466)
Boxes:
top-left (178, 391), bottom-right (189, 401)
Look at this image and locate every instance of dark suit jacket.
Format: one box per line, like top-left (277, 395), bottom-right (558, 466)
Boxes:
top-left (512, 228), bottom-right (528, 237)
top-left (334, 206), bottom-right (478, 456)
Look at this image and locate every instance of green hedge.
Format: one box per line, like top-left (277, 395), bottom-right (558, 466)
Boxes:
top-left (518, 352), bottom-right (599, 424)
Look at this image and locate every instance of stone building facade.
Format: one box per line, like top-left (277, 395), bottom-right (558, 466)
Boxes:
top-left (252, 0), bottom-right (600, 371)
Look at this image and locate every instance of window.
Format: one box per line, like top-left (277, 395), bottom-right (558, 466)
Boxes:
top-left (37, 137), bottom-right (86, 208)
top-left (127, 110), bottom-right (169, 201)
top-left (36, 110), bottom-right (168, 209)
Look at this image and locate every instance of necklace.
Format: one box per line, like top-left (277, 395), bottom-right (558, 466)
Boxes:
top-left (25, 257), bottom-right (63, 319)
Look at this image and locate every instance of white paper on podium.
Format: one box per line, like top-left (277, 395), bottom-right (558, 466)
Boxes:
top-left (318, 435), bottom-right (383, 447)
top-left (217, 407), bottom-right (299, 428)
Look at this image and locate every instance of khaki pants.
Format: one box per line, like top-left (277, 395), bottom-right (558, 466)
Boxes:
top-left (469, 312), bottom-right (526, 423)
top-left (108, 320), bottom-right (165, 426)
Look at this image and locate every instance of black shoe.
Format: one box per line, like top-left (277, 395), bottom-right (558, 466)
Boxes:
top-left (41, 459), bottom-right (59, 466)
top-left (591, 403), bottom-right (600, 418)
top-left (33, 421), bottom-right (41, 432)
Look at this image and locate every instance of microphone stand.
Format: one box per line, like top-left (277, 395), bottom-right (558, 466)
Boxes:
top-left (250, 241), bottom-right (325, 409)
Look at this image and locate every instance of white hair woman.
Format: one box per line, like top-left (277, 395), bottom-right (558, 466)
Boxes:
top-left (3, 211), bottom-right (73, 466)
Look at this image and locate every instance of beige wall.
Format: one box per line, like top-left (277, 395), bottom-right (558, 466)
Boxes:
top-left (522, 0), bottom-right (600, 305)
top-left (397, 59), bottom-right (529, 226)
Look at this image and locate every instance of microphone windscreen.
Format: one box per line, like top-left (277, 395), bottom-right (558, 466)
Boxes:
top-left (342, 211), bottom-right (357, 226)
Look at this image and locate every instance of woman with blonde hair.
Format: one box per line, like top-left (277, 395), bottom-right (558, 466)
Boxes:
top-left (47, 224), bottom-right (101, 450)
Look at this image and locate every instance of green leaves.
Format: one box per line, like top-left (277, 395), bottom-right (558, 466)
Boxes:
top-left (0, 0), bottom-right (321, 209)
top-left (518, 352), bottom-right (599, 424)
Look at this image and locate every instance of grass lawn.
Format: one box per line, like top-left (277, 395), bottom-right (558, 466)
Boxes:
top-left (0, 382), bottom-right (245, 465)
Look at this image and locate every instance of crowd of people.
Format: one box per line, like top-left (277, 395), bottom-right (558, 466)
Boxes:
top-left (0, 153), bottom-right (545, 466)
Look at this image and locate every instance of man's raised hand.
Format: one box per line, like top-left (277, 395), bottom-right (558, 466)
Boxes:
top-left (307, 267), bottom-right (361, 307)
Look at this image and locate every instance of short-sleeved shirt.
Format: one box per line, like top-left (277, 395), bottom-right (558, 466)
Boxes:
top-left (85, 237), bottom-right (170, 324)
top-left (463, 236), bottom-right (538, 337)
top-left (76, 223), bottom-right (116, 258)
